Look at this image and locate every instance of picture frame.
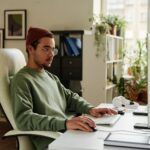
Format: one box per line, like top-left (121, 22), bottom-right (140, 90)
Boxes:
top-left (4, 9), bottom-right (27, 40)
top-left (0, 29), bottom-right (4, 48)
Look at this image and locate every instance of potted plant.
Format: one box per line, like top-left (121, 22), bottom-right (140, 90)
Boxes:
top-left (125, 40), bottom-right (147, 104)
top-left (101, 15), bottom-right (119, 35)
top-left (89, 14), bottom-right (110, 57)
top-left (89, 14), bottom-right (126, 56)
top-left (116, 17), bottom-right (127, 36)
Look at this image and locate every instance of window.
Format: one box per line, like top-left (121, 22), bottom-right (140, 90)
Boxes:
top-left (106, 0), bottom-right (148, 75)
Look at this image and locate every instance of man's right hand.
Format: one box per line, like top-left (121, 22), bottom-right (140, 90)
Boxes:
top-left (66, 115), bottom-right (96, 132)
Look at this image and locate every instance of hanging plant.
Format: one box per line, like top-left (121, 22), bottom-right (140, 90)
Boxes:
top-left (94, 22), bottom-right (110, 57)
top-left (89, 14), bottom-right (110, 57)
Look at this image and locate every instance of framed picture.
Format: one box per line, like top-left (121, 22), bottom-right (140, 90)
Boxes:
top-left (0, 29), bottom-right (4, 48)
top-left (4, 9), bottom-right (27, 40)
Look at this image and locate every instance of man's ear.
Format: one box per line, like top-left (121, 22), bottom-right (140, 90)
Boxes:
top-left (27, 45), bottom-right (34, 54)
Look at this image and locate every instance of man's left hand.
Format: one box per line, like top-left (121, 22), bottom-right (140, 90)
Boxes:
top-left (89, 107), bottom-right (118, 118)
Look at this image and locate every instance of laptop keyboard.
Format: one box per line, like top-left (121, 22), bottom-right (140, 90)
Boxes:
top-left (133, 106), bottom-right (147, 116)
top-left (91, 114), bottom-right (121, 126)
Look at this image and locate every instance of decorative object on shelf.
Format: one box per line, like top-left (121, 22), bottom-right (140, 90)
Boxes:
top-left (4, 9), bottom-right (27, 40)
top-left (0, 29), bottom-right (4, 48)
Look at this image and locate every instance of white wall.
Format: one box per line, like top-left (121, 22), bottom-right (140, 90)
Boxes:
top-left (0, 0), bottom-right (99, 56)
top-left (82, 33), bottom-right (105, 106)
top-left (0, 0), bottom-right (102, 105)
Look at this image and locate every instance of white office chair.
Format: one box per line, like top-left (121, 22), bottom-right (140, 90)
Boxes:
top-left (0, 48), bottom-right (61, 150)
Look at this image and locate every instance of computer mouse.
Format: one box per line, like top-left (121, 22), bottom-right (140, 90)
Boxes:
top-left (118, 110), bottom-right (125, 115)
top-left (90, 127), bottom-right (98, 132)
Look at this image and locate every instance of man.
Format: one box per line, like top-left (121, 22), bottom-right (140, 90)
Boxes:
top-left (11, 27), bottom-right (117, 150)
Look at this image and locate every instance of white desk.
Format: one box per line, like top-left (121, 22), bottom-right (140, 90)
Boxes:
top-left (98, 104), bottom-right (148, 150)
top-left (49, 104), bottom-right (149, 150)
top-left (103, 111), bottom-right (147, 150)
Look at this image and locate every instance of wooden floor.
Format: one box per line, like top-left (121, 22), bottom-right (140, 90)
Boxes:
top-left (0, 118), bottom-right (17, 150)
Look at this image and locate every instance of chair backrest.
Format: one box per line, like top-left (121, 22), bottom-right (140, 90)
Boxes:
top-left (0, 48), bottom-right (34, 150)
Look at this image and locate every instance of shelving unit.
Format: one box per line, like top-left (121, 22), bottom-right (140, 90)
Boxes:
top-left (45, 31), bottom-right (124, 106)
top-left (46, 30), bottom-right (91, 96)
top-left (99, 34), bottom-right (124, 103)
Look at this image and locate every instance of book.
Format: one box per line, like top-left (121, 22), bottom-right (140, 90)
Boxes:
top-left (63, 41), bottom-right (73, 56)
top-left (71, 37), bottom-right (81, 51)
top-left (104, 132), bottom-right (150, 149)
top-left (64, 37), bottom-right (80, 56)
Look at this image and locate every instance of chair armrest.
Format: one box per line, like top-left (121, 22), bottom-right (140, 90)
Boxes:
top-left (3, 130), bottom-right (62, 139)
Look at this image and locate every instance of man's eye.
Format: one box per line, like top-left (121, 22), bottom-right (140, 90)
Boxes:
top-left (43, 48), bottom-right (49, 51)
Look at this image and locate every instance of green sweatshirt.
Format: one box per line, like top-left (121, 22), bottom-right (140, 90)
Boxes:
top-left (10, 67), bottom-right (93, 150)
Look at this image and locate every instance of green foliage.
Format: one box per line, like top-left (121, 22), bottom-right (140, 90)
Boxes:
top-left (131, 40), bottom-right (147, 81)
top-left (117, 77), bottom-right (125, 96)
top-left (123, 40), bottom-right (147, 103)
top-left (89, 14), bottom-right (126, 57)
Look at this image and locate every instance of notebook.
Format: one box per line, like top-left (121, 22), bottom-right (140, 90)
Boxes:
top-left (104, 132), bottom-right (150, 149)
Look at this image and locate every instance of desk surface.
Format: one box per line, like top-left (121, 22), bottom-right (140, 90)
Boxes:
top-left (49, 104), bottom-right (149, 150)
top-left (99, 104), bottom-right (148, 150)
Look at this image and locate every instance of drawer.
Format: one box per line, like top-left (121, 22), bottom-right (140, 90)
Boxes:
top-left (62, 57), bottom-right (82, 68)
top-left (62, 68), bottom-right (82, 80)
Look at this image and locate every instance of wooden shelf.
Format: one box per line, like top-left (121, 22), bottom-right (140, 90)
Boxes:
top-left (106, 59), bottom-right (122, 64)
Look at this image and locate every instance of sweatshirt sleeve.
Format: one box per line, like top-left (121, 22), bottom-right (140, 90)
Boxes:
top-left (54, 76), bottom-right (94, 114)
top-left (11, 76), bottom-right (66, 132)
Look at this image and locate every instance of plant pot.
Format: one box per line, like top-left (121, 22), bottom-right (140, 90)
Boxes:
top-left (137, 89), bottom-right (147, 104)
top-left (110, 25), bottom-right (117, 35)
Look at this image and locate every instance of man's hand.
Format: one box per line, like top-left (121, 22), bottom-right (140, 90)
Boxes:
top-left (89, 107), bottom-right (118, 118)
top-left (66, 115), bottom-right (96, 132)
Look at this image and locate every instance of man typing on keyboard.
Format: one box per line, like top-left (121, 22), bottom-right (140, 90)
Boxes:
top-left (67, 107), bottom-right (118, 132)
top-left (11, 27), bottom-right (117, 150)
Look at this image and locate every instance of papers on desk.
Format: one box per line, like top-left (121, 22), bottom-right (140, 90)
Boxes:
top-left (49, 130), bottom-right (104, 150)
top-left (104, 132), bottom-right (150, 149)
